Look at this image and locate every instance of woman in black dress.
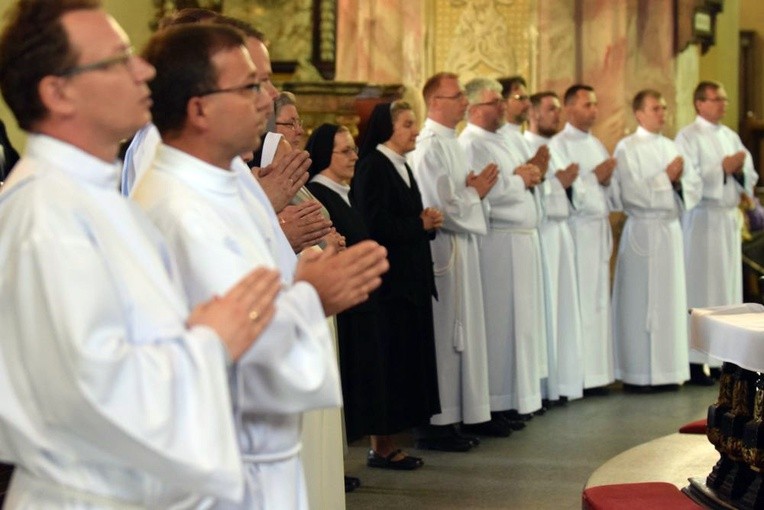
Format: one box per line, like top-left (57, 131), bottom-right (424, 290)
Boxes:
top-left (351, 102), bottom-right (444, 449)
top-left (305, 123), bottom-right (424, 470)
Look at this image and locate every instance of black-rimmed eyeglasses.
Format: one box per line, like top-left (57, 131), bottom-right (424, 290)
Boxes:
top-left (197, 82), bottom-right (261, 97)
top-left (276, 118), bottom-right (303, 130)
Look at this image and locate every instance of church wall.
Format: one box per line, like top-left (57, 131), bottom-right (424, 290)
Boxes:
top-left (740, 0), bottom-right (764, 121)
top-left (698, 0), bottom-right (739, 130)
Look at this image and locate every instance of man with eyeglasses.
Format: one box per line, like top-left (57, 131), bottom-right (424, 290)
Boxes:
top-left (410, 72), bottom-right (499, 452)
top-left (132, 23), bottom-right (389, 509)
top-left (0, 0), bottom-right (286, 507)
top-left (548, 84), bottom-right (616, 397)
top-left (676, 80), bottom-right (758, 385)
top-left (497, 76), bottom-right (550, 176)
top-left (458, 77), bottom-right (545, 437)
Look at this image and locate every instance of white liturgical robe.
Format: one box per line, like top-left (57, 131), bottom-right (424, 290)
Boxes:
top-left (0, 135), bottom-right (243, 509)
top-left (611, 126), bottom-right (702, 385)
top-left (459, 123), bottom-right (545, 414)
top-left (675, 115), bottom-right (758, 366)
top-left (410, 118), bottom-right (491, 425)
top-left (121, 122), bottom-right (160, 195)
top-left (132, 145), bottom-right (343, 510)
top-left (525, 130), bottom-right (585, 400)
top-left (549, 122), bottom-right (615, 389)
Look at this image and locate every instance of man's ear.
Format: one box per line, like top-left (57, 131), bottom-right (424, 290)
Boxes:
top-left (185, 96), bottom-right (210, 131)
top-left (37, 75), bottom-right (77, 118)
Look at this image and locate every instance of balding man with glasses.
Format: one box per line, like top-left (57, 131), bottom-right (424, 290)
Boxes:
top-left (676, 80), bottom-right (759, 385)
top-left (410, 72), bottom-right (498, 452)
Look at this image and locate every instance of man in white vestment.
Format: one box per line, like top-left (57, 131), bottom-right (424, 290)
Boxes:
top-left (121, 12), bottom-right (330, 256)
top-left (132, 24), bottom-right (389, 509)
top-left (549, 84), bottom-right (616, 394)
top-left (525, 91), bottom-right (585, 402)
top-left (0, 1), bottom-right (285, 507)
top-left (410, 72), bottom-right (499, 452)
top-left (611, 89), bottom-right (702, 390)
top-left (676, 80), bottom-right (758, 385)
top-left (458, 78), bottom-right (545, 435)
top-left (497, 76), bottom-right (550, 175)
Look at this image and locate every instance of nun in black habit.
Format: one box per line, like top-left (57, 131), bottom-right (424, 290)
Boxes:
top-left (305, 123), bottom-right (424, 470)
top-left (352, 103), bottom-right (443, 449)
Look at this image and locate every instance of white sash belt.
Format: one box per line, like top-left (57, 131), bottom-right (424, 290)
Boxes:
top-left (626, 210), bottom-right (676, 221)
top-left (488, 223), bottom-right (537, 235)
top-left (241, 442), bottom-right (301, 464)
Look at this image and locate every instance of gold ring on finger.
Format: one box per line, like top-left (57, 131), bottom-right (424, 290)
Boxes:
top-left (248, 309), bottom-right (260, 322)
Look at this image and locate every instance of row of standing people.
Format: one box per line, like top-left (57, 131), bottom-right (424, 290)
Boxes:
top-left (390, 73), bottom-right (758, 444)
top-left (0, 2), bottom-right (393, 509)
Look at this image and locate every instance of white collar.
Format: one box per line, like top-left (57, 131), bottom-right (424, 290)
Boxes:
top-left (424, 118), bottom-right (457, 139)
top-left (152, 144), bottom-right (238, 196)
top-left (377, 143), bottom-right (408, 166)
top-left (26, 134), bottom-right (120, 190)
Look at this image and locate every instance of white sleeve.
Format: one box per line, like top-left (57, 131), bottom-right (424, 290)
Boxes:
top-left (412, 138), bottom-right (487, 235)
top-left (7, 234), bottom-right (243, 499)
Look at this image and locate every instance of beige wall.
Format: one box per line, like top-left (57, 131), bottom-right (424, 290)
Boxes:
top-left (699, 0), bottom-right (740, 129)
top-left (740, 0), bottom-right (764, 120)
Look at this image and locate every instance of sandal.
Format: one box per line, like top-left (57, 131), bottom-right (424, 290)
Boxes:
top-left (344, 475), bottom-right (361, 493)
top-left (367, 449), bottom-right (424, 470)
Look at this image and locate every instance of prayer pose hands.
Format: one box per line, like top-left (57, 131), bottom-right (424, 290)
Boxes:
top-left (420, 207), bottom-right (444, 231)
top-left (527, 145), bottom-right (550, 178)
top-left (722, 151), bottom-right (746, 175)
top-left (555, 163), bottom-right (579, 189)
top-left (256, 149), bottom-right (311, 212)
top-left (514, 163), bottom-right (542, 189)
top-left (294, 240), bottom-right (389, 316)
top-left (665, 156), bottom-right (684, 182)
top-left (187, 267), bottom-right (282, 361)
top-left (323, 227), bottom-right (347, 251)
top-left (594, 158), bottom-right (617, 185)
top-left (278, 200), bottom-right (333, 253)
top-left (466, 163), bottom-right (499, 198)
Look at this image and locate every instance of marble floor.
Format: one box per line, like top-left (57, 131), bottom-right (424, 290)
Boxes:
top-left (344, 382), bottom-right (720, 510)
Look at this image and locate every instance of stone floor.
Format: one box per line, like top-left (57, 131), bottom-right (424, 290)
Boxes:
top-left (344, 382), bottom-right (720, 510)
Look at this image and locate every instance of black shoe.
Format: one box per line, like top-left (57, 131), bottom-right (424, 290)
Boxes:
top-left (709, 367), bottom-right (722, 380)
top-left (503, 409), bottom-right (533, 421)
top-left (453, 428), bottom-right (481, 447)
top-left (533, 406), bottom-right (547, 416)
top-left (623, 383), bottom-right (653, 394)
top-left (558, 396), bottom-right (569, 405)
top-left (494, 412), bottom-right (526, 431)
top-left (344, 476), bottom-right (361, 493)
top-left (652, 383), bottom-right (681, 392)
top-left (583, 386), bottom-right (610, 396)
top-left (415, 435), bottom-right (472, 452)
top-left (689, 363), bottom-right (715, 386)
top-left (367, 449), bottom-right (423, 470)
top-left (461, 418), bottom-right (512, 438)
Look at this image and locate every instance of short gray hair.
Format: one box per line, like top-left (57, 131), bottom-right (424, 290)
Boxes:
top-left (274, 91), bottom-right (298, 118)
top-left (464, 78), bottom-right (502, 105)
